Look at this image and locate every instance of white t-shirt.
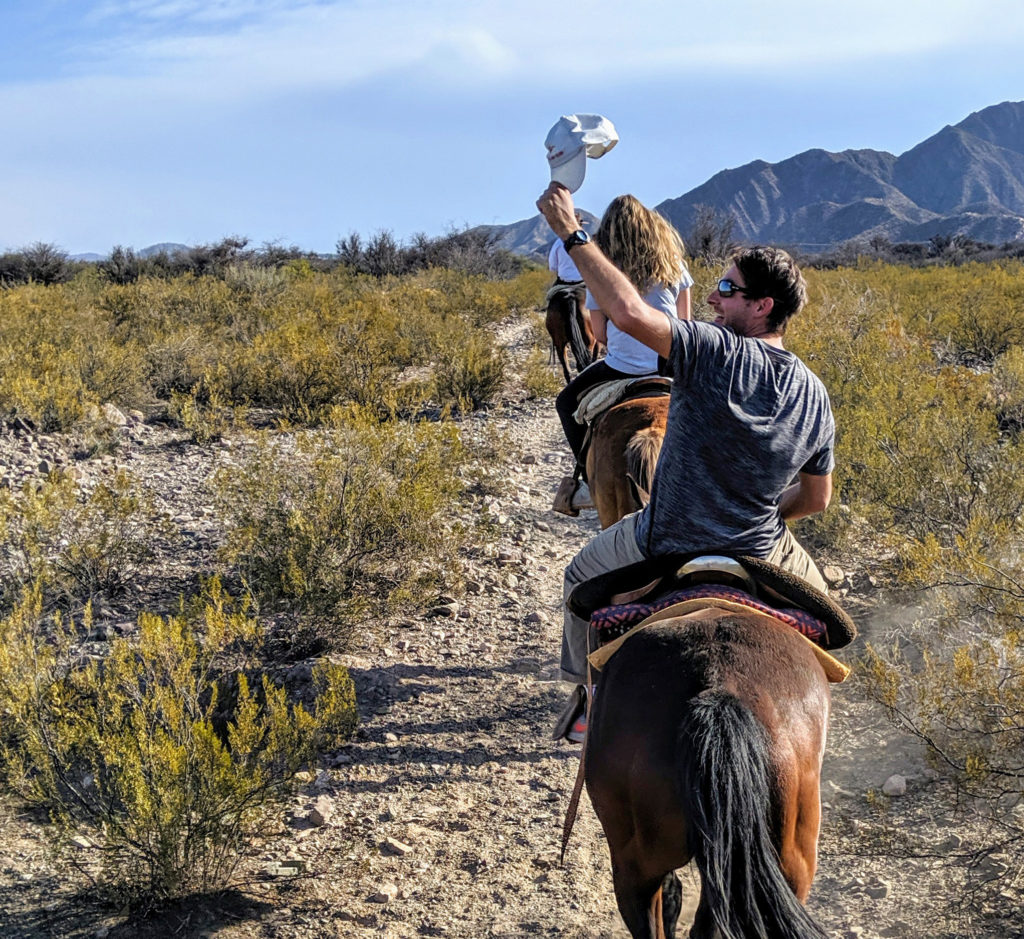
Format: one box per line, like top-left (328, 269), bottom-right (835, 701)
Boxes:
top-left (586, 269), bottom-right (695, 374)
top-left (548, 240), bottom-right (583, 282)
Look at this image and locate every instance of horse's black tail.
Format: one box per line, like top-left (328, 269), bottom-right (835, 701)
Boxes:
top-left (567, 301), bottom-right (592, 372)
top-left (678, 692), bottom-right (827, 939)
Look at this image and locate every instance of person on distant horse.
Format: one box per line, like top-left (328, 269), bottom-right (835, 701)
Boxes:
top-left (544, 210), bottom-right (593, 374)
top-left (548, 210), bottom-right (587, 288)
top-left (552, 194), bottom-right (693, 516)
top-left (537, 182), bottom-right (834, 743)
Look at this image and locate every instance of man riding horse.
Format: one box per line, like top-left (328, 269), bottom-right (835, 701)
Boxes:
top-left (537, 182), bottom-right (834, 744)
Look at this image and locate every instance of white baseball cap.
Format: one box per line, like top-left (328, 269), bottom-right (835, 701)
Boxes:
top-left (545, 114), bottom-right (618, 194)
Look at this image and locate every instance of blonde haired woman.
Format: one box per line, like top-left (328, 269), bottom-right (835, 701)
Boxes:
top-left (553, 194), bottom-right (692, 514)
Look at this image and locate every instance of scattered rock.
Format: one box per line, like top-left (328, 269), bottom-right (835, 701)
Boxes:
top-left (100, 403), bottom-right (128, 426)
top-left (381, 837), bottom-right (414, 856)
top-left (882, 774), bottom-right (907, 796)
top-left (265, 859), bottom-right (306, 877)
top-left (308, 795), bottom-right (334, 827)
top-left (369, 883), bottom-right (399, 903)
top-left (865, 879), bottom-right (892, 899)
top-left (822, 564), bottom-right (845, 585)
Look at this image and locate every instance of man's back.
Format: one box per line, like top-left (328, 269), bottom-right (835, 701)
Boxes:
top-left (635, 320), bottom-right (834, 558)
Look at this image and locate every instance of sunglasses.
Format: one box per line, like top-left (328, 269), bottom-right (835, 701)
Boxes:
top-left (716, 278), bottom-right (754, 298)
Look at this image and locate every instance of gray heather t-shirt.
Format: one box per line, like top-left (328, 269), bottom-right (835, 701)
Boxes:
top-left (633, 320), bottom-right (835, 558)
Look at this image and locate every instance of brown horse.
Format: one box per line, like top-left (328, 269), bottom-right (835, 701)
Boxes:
top-left (546, 285), bottom-right (597, 383)
top-left (585, 607), bottom-right (831, 938)
top-left (585, 395), bottom-right (669, 528)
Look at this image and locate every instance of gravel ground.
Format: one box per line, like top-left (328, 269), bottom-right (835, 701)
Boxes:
top-left (1, 319), bottom-right (1021, 939)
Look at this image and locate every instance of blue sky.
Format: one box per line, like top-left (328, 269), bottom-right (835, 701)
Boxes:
top-left (3, 0), bottom-right (1024, 255)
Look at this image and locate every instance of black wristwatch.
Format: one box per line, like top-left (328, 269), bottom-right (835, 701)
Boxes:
top-left (563, 229), bottom-right (590, 253)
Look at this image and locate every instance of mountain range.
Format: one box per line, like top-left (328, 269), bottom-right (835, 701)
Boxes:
top-left (72, 243), bottom-right (190, 262)
top-left (487, 101), bottom-right (1024, 258)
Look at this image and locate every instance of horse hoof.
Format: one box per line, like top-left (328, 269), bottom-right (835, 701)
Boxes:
top-left (552, 476), bottom-right (581, 517)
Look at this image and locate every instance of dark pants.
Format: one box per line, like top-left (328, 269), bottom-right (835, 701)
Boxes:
top-left (556, 359), bottom-right (636, 471)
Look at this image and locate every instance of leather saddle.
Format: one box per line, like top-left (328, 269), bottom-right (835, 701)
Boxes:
top-left (574, 375), bottom-right (672, 481)
top-left (568, 552), bottom-right (857, 651)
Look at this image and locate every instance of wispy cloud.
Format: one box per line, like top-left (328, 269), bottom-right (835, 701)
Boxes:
top-left (19, 0), bottom-right (1024, 99)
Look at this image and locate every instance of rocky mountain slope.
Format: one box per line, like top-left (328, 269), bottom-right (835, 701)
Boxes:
top-left (489, 101), bottom-right (1024, 254)
top-left (474, 210), bottom-right (599, 263)
top-left (657, 100), bottom-right (1024, 249)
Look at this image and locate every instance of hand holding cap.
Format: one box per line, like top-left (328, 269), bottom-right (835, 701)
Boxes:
top-left (545, 114), bottom-right (618, 194)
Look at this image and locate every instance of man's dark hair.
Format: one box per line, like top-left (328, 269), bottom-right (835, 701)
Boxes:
top-left (732, 245), bottom-right (807, 334)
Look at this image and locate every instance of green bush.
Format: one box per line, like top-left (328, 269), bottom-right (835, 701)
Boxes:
top-left (0, 470), bottom-right (169, 612)
top-left (215, 413), bottom-right (475, 655)
top-left (169, 382), bottom-right (246, 445)
top-left (433, 327), bottom-right (505, 412)
top-left (0, 581), bottom-right (356, 904)
top-left (0, 264), bottom-right (550, 428)
top-left (519, 347), bottom-right (563, 400)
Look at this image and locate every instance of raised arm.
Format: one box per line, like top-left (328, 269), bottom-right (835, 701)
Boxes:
top-left (537, 184), bottom-right (673, 359)
top-left (676, 286), bottom-right (692, 322)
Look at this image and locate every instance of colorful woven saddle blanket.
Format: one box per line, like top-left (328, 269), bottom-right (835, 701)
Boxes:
top-left (591, 583), bottom-right (828, 646)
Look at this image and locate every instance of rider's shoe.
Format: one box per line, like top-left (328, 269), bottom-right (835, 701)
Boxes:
top-left (552, 684), bottom-right (587, 740)
top-left (571, 482), bottom-right (593, 510)
top-left (552, 476), bottom-right (580, 517)
top-left (566, 710), bottom-right (587, 744)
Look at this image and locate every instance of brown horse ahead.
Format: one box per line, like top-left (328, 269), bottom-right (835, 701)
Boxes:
top-left (585, 608), bottom-right (831, 938)
top-left (546, 286), bottom-right (597, 383)
top-left (585, 395), bottom-right (668, 528)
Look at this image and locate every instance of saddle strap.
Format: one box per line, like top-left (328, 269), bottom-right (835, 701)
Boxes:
top-left (560, 637), bottom-right (595, 863)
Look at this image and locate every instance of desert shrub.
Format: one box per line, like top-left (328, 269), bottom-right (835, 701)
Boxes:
top-left (813, 261), bottom-right (1024, 365)
top-left (412, 267), bottom-right (512, 327)
top-left (0, 283), bottom-right (151, 429)
top-left (859, 619), bottom-right (1024, 913)
top-left (788, 275), bottom-right (1024, 570)
top-left (0, 470), bottom-right (169, 612)
top-left (0, 581), bottom-right (356, 904)
top-left (98, 246), bottom-right (144, 285)
top-left (336, 227), bottom-right (528, 280)
top-left (685, 204), bottom-right (738, 264)
top-left (215, 413), bottom-right (474, 655)
top-left (991, 346), bottom-right (1024, 434)
top-left (433, 327), bottom-right (505, 412)
top-left (10, 242), bottom-right (74, 286)
top-left (0, 262), bottom-right (546, 428)
top-left (519, 347), bottom-right (563, 399)
top-left (792, 262), bottom-right (1024, 917)
top-left (168, 383), bottom-right (246, 445)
